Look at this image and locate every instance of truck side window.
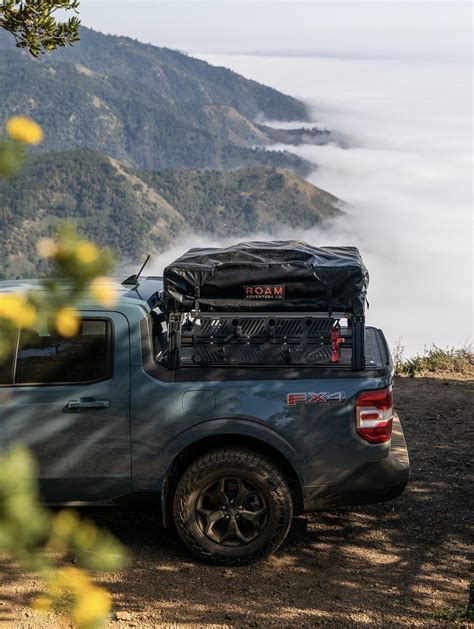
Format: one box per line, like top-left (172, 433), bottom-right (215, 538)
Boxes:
top-left (15, 319), bottom-right (112, 385)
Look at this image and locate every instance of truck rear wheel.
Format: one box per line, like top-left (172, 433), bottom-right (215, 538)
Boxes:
top-left (173, 448), bottom-right (293, 565)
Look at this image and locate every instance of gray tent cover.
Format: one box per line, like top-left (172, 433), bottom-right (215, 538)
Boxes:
top-left (163, 240), bottom-right (369, 315)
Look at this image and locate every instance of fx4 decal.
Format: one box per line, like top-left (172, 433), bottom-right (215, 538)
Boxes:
top-left (287, 392), bottom-right (346, 406)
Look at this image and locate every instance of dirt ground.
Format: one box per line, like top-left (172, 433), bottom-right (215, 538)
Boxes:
top-left (1, 375), bottom-right (473, 628)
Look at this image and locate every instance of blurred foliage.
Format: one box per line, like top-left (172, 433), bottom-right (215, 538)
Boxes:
top-left (394, 342), bottom-right (474, 377)
top-left (0, 115), bottom-right (123, 627)
top-left (0, 447), bottom-right (125, 628)
top-left (0, 0), bottom-right (80, 56)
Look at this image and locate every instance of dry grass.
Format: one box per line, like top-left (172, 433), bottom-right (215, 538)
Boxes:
top-left (393, 344), bottom-right (474, 378)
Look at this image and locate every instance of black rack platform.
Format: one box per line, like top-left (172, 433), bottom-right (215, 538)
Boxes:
top-left (167, 312), bottom-right (365, 371)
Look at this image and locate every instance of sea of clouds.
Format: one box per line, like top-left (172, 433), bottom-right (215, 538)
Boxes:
top-left (151, 54), bottom-right (472, 355)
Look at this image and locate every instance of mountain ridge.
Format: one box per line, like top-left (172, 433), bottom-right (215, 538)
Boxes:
top-left (0, 149), bottom-right (341, 279)
top-left (0, 27), bottom-right (325, 173)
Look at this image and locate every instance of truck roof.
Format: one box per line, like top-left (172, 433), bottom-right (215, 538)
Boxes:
top-left (0, 276), bottom-right (164, 311)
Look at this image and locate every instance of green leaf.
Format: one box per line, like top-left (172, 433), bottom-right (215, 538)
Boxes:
top-left (0, 1), bottom-right (81, 55)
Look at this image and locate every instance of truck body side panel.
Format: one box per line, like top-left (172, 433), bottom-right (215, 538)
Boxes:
top-left (129, 312), bottom-right (394, 494)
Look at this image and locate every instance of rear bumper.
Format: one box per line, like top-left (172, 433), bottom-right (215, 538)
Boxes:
top-left (302, 413), bottom-right (410, 510)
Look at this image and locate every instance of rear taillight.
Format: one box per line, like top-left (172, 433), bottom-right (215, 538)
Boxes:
top-left (355, 387), bottom-right (393, 444)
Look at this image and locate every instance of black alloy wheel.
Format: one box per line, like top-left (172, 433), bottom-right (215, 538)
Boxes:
top-left (194, 476), bottom-right (269, 546)
top-left (173, 448), bottom-right (293, 565)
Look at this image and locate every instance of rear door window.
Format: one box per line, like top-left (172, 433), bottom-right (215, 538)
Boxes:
top-left (15, 319), bottom-right (112, 385)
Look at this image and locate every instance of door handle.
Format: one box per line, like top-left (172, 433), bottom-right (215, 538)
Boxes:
top-left (67, 399), bottom-right (110, 410)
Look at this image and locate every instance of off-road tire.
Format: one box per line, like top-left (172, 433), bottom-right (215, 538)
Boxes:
top-left (173, 447), bottom-right (293, 565)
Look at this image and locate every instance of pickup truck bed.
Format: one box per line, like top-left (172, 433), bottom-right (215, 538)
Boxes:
top-left (143, 323), bottom-right (393, 382)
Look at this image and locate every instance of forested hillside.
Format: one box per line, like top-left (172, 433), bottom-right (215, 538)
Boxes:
top-left (0, 27), bottom-right (322, 173)
top-left (0, 26), bottom-right (340, 279)
top-left (0, 150), bottom-right (341, 279)
top-left (141, 166), bottom-right (340, 234)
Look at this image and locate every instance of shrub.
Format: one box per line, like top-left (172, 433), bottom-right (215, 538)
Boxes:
top-left (394, 343), bottom-right (474, 377)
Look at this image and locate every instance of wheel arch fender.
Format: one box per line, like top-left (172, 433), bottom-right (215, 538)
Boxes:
top-left (160, 418), bottom-right (302, 526)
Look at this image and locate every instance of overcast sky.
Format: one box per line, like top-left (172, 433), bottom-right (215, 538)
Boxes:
top-left (79, 1), bottom-right (472, 61)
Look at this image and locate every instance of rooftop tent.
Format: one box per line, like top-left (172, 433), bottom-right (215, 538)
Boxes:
top-left (163, 240), bottom-right (369, 315)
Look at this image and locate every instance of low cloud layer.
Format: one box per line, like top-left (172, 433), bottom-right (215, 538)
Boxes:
top-left (152, 54), bottom-right (472, 355)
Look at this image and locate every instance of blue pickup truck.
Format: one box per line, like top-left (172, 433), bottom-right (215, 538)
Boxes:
top-left (0, 242), bottom-right (409, 564)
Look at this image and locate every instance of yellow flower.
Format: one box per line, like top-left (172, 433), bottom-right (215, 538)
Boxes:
top-left (55, 307), bottom-right (80, 337)
top-left (0, 294), bottom-right (23, 321)
top-left (76, 241), bottom-right (98, 264)
top-left (32, 594), bottom-right (53, 613)
top-left (62, 566), bottom-right (91, 593)
top-left (37, 238), bottom-right (58, 259)
top-left (73, 586), bottom-right (111, 628)
top-left (17, 302), bottom-right (37, 328)
top-left (50, 566), bottom-right (91, 596)
top-left (5, 116), bottom-right (44, 145)
top-left (0, 294), bottom-right (36, 328)
top-left (90, 277), bottom-right (117, 308)
top-left (52, 509), bottom-right (79, 539)
top-left (73, 519), bottom-right (98, 549)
